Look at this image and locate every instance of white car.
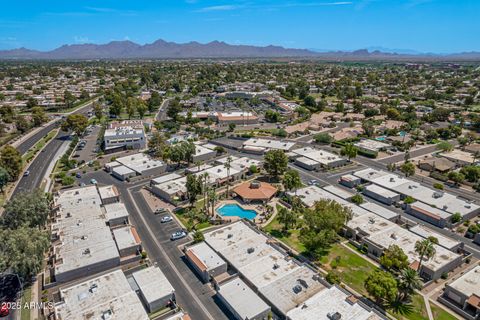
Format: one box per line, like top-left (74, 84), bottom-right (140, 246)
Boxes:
top-left (160, 215), bottom-right (173, 223)
top-left (170, 230), bottom-right (187, 241)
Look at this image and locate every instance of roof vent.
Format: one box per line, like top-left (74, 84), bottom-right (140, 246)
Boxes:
top-left (101, 310), bottom-right (112, 320)
top-left (247, 247), bottom-right (255, 254)
top-left (81, 235), bottom-right (88, 240)
top-left (293, 285), bottom-right (303, 294)
top-left (390, 233), bottom-right (397, 240)
top-left (89, 284), bottom-right (98, 293)
top-left (328, 312), bottom-right (342, 320)
top-left (298, 279), bottom-right (309, 288)
top-left (83, 248), bottom-right (91, 255)
top-left (273, 263), bottom-right (280, 270)
top-left (390, 177), bottom-right (395, 182)
top-left (227, 234), bottom-right (233, 239)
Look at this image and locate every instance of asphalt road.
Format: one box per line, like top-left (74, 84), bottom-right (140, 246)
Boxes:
top-left (156, 99), bottom-right (170, 121)
top-left (13, 130), bottom-right (70, 196)
top-left (15, 99), bottom-right (98, 155)
top-left (16, 121), bottom-right (60, 155)
top-left (75, 171), bottom-right (229, 320)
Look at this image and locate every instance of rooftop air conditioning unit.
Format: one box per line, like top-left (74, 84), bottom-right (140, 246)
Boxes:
top-left (327, 312), bottom-right (342, 320)
top-left (247, 247), bottom-right (255, 254)
top-left (293, 285), bottom-right (303, 294)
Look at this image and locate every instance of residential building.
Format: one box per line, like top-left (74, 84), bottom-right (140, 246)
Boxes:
top-left (104, 202), bottom-right (130, 227)
top-left (362, 184), bottom-right (401, 205)
top-left (440, 265), bottom-right (480, 320)
top-left (417, 157), bottom-right (456, 173)
top-left (54, 270), bottom-right (148, 320)
top-left (242, 138), bottom-right (295, 154)
top-left (97, 185), bottom-right (120, 205)
top-left (339, 174), bottom-right (362, 188)
top-left (112, 226), bottom-right (142, 258)
top-left (185, 242), bottom-right (228, 283)
top-left (216, 277), bottom-right (271, 320)
top-left (440, 149), bottom-right (478, 167)
top-left (354, 139), bottom-right (390, 153)
top-left (132, 266), bottom-right (175, 313)
top-left (288, 147), bottom-right (348, 170)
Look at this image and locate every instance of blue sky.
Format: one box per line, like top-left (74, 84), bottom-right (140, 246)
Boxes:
top-left (0, 0), bottom-right (479, 53)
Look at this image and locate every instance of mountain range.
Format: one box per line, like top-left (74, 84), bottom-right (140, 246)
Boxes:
top-left (1, 39), bottom-right (479, 61)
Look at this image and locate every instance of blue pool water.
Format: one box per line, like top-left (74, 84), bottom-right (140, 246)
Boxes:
top-left (375, 136), bottom-right (386, 141)
top-left (217, 204), bottom-right (257, 220)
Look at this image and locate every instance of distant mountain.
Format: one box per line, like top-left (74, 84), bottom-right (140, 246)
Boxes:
top-left (0, 39), bottom-right (480, 60)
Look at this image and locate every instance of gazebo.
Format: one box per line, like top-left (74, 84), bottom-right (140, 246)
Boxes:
top-left (232, 181), bottom-right (277, 204)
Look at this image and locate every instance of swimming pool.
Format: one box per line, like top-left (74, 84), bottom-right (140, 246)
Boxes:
top-left (216, 204), bottom-right (257, 220)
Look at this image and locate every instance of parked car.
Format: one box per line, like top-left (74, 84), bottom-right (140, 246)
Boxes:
top-left (76, 172), bottom-right (82, 178)
top-left (160, 215), bottom-right (173, 223)
top-left (23, 170), bottom-right (30, 177)
top-left (90, 178), bottom-right (97, 185)
top-left (170, 230), bottom-right (187, 241)
top-left (308, 179), bottom-right (318, 186)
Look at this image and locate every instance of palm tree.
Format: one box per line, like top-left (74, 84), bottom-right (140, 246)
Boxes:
top-left (398, 268), bottom-right (423, 301)
top-left (202, 172), bottom-right (209, 213)
top-left (208, 188), bottom-right (218, 217)
top-left (224, 156), bottom-right (233, 198)
top-left (414, 237), bottom-right (438, 274)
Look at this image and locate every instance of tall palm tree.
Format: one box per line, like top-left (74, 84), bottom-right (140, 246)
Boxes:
top-left (202, 172), bottom-right (209, 214)
top-left (414, 237), bottom-right (438, 274)
top-left (208, 188), bottom-right (218, 217)
top-left (398, 268), bottom-right (423, 301)
top-left (224, 156), bottom-right (232, 198)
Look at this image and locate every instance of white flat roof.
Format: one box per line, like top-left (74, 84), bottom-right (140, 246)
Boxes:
top-left (243, 138), bottom-right (295, 151)
top-left (217, 277), bottom-right (270, 319)
top-left (104, 202), bottom-right (129, 222)
top-left (113, 226), bottom-right (140, 251)
top-left (448, 265), bottom-right (480, 298)
top-left (97, 185), bottom-right (118, 200)
top-left (287, 286), bottom-right (381, 320)
top-left (113, 165), bottom-right (136, 176)
top-left (132, 266), bottom-right (175, 303)
top-left (323, 185), bottom-right (354, 200)
top-left (151, 173), bottom-right (182, 185)
top-left (291, 147), bottom-right (345, 165)
top-left (364, 184), bottom-right (400, 199)
top-left (55, 270), bottom-right (148, 320)
top-left (360, 202), bottom-right (398, 220)
top-left (409, 225), bottom-right (461, 250)
top-left (354, 139), bottom-right (390, 151)
top-left (186, 242), bottom-right (226, 271)
top-left (194, 144), bottom-right (217, 157)
top-left (116, 153), bottom-right (165, 174)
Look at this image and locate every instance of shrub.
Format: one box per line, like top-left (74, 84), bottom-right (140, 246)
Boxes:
top-left (326, 271), bottom-right (341, 285)
top-left (441, 272), bottom-right (449, 280)
top-left (451, 212), bottom-right (462, 224)
top-left (433, 183), bottom-right (444, 190)
top-left (404, 196), bottom-right (416, 204)
top-left (351, 194), bottom-right (364, 205)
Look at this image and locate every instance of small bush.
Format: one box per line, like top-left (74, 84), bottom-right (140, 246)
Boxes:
top-left (404, 196), bottom-right (416, 204)
top-left (326, 271), bottom-right (341, 285)
top-left (441, 272), bottom-right (449, 280)
top-left (433, 183), bottom-right (444, 190)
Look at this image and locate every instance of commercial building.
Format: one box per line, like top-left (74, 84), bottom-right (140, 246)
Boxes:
top-left (217, 111), bottom-right (259, 126)
top-left (104, 124), bottom-right (146, 151)
top-left (242, 138), bottom-right (295, 154)
top-left (216, 277), bottom-right (271, 320)
top-left (111, 153), bottom-right (167, 180)
top-left (132, 266), bottom-right (175, 313)
top-left (192, 144), bottom-right (217, 163)
top-left (112, 226), bottom-right (142, 258)
top-left (440, 265), bottom-right (480, 320)
top-left (51, 186), bottom-right (120, 283)
top-left (288, 147), bottom-right (348, 170)
top-left (185, 242), bottom-right (227, 283)
top-left (362, 184), bottom-right (401, 205)
top-left (54, 269), bottom-right (148, 320)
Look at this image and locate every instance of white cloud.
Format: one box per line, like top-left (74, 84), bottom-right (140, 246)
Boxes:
top-left (196, 5), bottom-right (243, 12)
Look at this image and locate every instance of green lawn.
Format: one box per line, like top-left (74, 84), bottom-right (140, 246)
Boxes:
top-left (263, 216), bottom-right (306, 254)
top-left (430, 301), bottom-right (458, 320)
top-left (318, 243), bottom-right (376, 296)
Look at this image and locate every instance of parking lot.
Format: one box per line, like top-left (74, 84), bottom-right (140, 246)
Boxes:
top-left (72, 125), bottom-right (100, 164)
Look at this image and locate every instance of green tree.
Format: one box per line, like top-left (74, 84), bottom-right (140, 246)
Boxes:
top-left (264, 150), bottom-right (288, 181)
top-left (451, 212), bottom-right (462, 224)
top-left (148, 91), bottom-right (162, 113)
top-left (61, 114), bottom-right (88, 135)
top-left (364, 269), bottom-right (398, 305)
top-left (265, 110), bottom-right (280, 123)
top-left (31, 106), bottom-right (48, 127)
top-left (137, 101), bottom-right (147, 119)
top-left (148, 132), bottom-right (167, 159)
top-left (193, 230), bottom-right (205, 243)
top-left (448, 171), bottom-right (465, 186)
top-left (400, 162), bottom-right (416, 177)
top-left (0, 226), bottom-right (50, 279)
top-left (1, 189), bottom-right (50, 229)
top-left (351, 194), bottom-right (364, 204)
top-left (341, 143), bottom-right (358, 161)
top-left (277, 206), bottom-right (297, 231)
top-left (313, 133), bottom-right (332, 144)
top-left (436, 141), bottom-right (454, 152)
top-left (186, 174), bottom-right (202, 207)
top-left (414, 237), bottom-right (438, 274)
top-left (300, 200), bottom-right (353, 256)
top-left (63, 90), bottom-right (76, 108)
top-left (0, 166), bottom-right (9, 192)
top-left (380, 245), bottom-right (409, 271)
top-left (0, 145), bottom-right (22, 181)
top-left (303, 95), bottom-right (316, 108)
top-left (93, 102), bottom-right (103, 120)
top-left (283, 169), bottom-right (302, 194)
top-left (397, 268), bottom-right (422, 302)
